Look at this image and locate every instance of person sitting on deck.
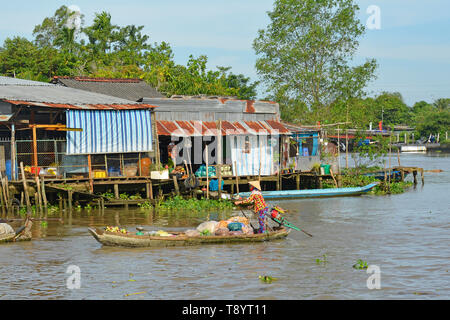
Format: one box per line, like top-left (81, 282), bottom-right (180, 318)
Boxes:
top-left (234, 181), bottom-right (268, 234)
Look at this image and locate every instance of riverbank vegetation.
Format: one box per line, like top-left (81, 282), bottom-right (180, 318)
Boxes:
top-left (1, 3), bottom-right (447, 142)
top-left (0, 6), bottom-right (258, 100)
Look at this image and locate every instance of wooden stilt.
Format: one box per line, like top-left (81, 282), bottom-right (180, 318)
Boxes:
top-left (172, 176), bottom-right (180, 196)
top-left (114, 184), bottom-right (119, 199)
top-left (234, 161), bottom-right (239, 195)
top-left (35, 176), bottom-right (43, 214)
top-left (68, 190), bottom-right (73, 211)
top-left (40, 177), bottom-right (48, 209)
top-left (20, 162), bottom-right (31, 211)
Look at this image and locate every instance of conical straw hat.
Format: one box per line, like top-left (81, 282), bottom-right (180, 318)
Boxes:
top-left (249, 180), bottom-right (261, 190)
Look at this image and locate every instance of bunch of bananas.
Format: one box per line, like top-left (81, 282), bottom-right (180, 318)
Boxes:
top-left (106, 226), bottom-right (127, 234)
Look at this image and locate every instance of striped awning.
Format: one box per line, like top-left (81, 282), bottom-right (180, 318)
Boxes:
top-left (156, 120), bottom-right (290, 136)
top-left (66, 109), bottom-right (153, 154)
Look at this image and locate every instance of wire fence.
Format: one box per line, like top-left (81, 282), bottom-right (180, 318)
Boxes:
top-left (3, 139), bottom-right (151, 180)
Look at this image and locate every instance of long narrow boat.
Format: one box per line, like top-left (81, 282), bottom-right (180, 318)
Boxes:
top-left (237, 182), bottom-right (379, 200)
top-left (88, 227), bottom-right (290, 248)
top-left (363, 170), bottom-right (408, 182)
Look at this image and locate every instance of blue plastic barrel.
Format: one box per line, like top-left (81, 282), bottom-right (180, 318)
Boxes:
top-left (5, 160), bottom-right (12, 180)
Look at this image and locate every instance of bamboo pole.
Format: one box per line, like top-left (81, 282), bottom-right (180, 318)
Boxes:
top-left (345, 130), bottom-right (349, 169)
top-left (40, 177), bottom-right (48, 208)
top-left (172, 176), bottom-right (180, 196)
top-left (217, 120), bottom-right (222, 199)
top-left (41, 177), bottom-right (48, 217)
top-left (205, 145), bottom-right (209, 199)
top-left (11, 124), bottom-right (16, 181)
top-left (68, 190), bottom-right (73, 211)
top-left (0, 174), bottom-right (8, 211)
top-left (337, 126), bottom-right (341, 175)
top-left (234, 161), bottom-right (239, 195)
top-left (35, 175), bottom-right (43, 214)
top-left (32, 125), bottom-right (38, 178)
top-left (88, 154), bottom-right (93, 193)
top-left (0, 178), bottom-right (5, 214)
top-left (20, 162), bottom-right (31, 211)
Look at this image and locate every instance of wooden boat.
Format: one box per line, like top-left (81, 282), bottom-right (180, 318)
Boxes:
top-left (363, 170), bottom-right (408, 182)
top-left (0, 217), bottom-right (32, 244)
top-left (401, 145), bottom-right (427, 153)
top-left (88, 226), bottom-right (290, 248)
top-left (238, 182), bottom-right (380, 200)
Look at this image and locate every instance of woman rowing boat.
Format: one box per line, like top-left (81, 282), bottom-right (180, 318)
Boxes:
top-left (234, 181), bottom-right (268, 234)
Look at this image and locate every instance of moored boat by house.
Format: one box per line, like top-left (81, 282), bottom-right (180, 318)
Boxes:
top-left (363, 170), bottom-right (408, 182)
top-left (88, 226), bottom-right (290, 248)
top-left (237, 182), bottom-right (379, 200)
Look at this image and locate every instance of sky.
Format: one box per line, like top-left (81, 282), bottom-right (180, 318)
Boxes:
top-left (0, 0), bottom-right (449, 106)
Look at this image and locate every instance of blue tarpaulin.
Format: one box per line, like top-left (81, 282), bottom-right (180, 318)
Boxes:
top-left (66, 109), bottom-right (153, 154)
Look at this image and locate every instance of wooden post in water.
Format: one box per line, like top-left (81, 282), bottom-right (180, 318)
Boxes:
top-left (114, 184), bottom-right (119, 199)
top-left (0, 174), bottom-right (8, 211)
top-left (0, 179), bottom-right (5, 214)
top-left (4, 176), bottom-right (10, 211)
top-left (172, 176), bottom-right (180, 196)
top-left (20, 162), bottom-right (31, 211)
top-left (40, 177), bottom-right (48, 208)
top-left (68, 190), bottom-right (73, 211)
top-left (35, 175), bottom-right (43, 214)
top-left (87, 154), bottom-right (93, 193)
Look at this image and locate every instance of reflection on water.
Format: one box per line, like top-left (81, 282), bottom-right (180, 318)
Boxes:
top-left (0, 153), bottom-right (449, 299)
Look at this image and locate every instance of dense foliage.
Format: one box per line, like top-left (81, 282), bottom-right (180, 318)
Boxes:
top-left (253, 0), bottom-right (378, 119)
top-left (253, 0), bottom-right (448, 140)
top-left (1, 3), bottom-right (448, 139)
top-left (0, 6), bottom-right (258, 99)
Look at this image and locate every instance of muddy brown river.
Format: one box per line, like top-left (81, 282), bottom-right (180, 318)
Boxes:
top-left (0, 153), bottom-right (449, 299)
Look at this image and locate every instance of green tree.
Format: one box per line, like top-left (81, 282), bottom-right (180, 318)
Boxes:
top-left (83, 11), bottom-right (119, 56)
top-left (33, 5), bottom-right (84, 50)
top-left (253, 0), bottom-right (377, 120)
top-left (374, 92), bottom-right (412, 126)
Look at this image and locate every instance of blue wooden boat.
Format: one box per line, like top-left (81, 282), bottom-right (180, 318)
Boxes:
top-left (237, 182), bottom-right (380, 200)
top-left (363, 170), bottom-right (407, 182)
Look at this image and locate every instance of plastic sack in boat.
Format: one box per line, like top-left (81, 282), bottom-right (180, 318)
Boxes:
top-left (227, 222), bottom-right (243, 231)
top-left (185, 229), bottom-right (200, 237)
top-left (196, 221), bottom-right (219, 234)
top-left (214, 228), bottom-right (230, 236)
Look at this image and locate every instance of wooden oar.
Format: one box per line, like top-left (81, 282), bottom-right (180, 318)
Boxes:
top-left (239, 209), bottom-right (258, 232)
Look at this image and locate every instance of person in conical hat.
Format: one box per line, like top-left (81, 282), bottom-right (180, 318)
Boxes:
top-left (234, 181), bottom-right (268, 234)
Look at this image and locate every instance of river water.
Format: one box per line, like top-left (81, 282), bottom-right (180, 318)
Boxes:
top-left (0, 153), bottom-right (449, 300)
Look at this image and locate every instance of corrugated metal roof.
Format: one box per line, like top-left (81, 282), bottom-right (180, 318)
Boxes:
top-left (4, 100), bottom-right (156, 110)
top-left (0, 76), bottom-right (157, 109)
top-left (156, 120), bottom-right (290, 136)
top-left (0, 76), bottom-right (54, 86)
top-left (142, 97), bottom-right (279, 115)
top-left (53, 76), bottom-right (164, 101)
